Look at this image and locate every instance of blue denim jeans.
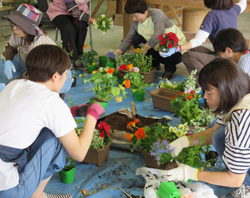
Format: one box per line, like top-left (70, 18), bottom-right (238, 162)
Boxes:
top-left (0, 137), bottom-right (66, 198)
top-left (212, 125), bottom-right (250, 186)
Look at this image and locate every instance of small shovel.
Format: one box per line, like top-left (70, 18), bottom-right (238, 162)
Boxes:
top-left (131, 101), bottom-right (136, 118)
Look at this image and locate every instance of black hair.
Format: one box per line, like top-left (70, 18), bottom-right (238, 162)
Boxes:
top-left (198, 58), bottom-right (250, 113)
top-left (213, 28), bottom-right (248, 54)
top-left (204, 0), bottom-right (233, 10)
top-left (125, 0), bottom-right (148, 14)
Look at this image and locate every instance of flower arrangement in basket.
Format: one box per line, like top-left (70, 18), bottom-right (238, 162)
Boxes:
top-left (93, 14), bottom-right (113, 34)
top-left (158, 32), bottom-right (179, 52)
top-left (90, 121), bottom-right (113, 149)
top-left (159, 69), bottom-right (197, 92)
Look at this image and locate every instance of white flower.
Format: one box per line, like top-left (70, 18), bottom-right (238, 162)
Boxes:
top-left (93, 20), bottom-right (97, 25)
top-left (169, 126), bottom-right (173, 132)
top-left (109, 17), bottom-right (112, 21)
top-left (95, 25), bottom-right (99, 29)
top-left (172, 127), bottom-right (177, 133)
top-left (110, 21), bottom-right (113, 25)
top-left (178, 124), bottom-right (185, 131)
top-left (102, 21), bottom-right (106, 25)
top-left (176, 130), bottom-right (183, 137)
top-left (102, 31), bottom-right (107, 34)
top-left (101, 14), bottom-right (105, 18)
top-left (99, 67), bottom-right (104, 72)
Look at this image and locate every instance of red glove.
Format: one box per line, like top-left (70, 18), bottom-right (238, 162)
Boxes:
top-left (86, 102), bottom-right (105, 121)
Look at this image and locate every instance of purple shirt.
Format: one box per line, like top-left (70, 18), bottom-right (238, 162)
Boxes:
top-left (200, 4), bottom-right (241, 44)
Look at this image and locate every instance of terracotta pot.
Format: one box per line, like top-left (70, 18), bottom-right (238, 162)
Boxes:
top-left (59, 166), bottom-right (75, 184)
top-left (149, 88), bottom-right (182, 112)
top-left (141, 150), bottom-right (178, 170)
top-left (140, 67), bottom-right (156, 83)
top-left (82, 142), bottom-right (111, 167)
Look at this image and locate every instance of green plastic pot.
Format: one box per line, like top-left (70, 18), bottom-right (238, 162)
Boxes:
top-left (133, 91), bottom-right (145, 102)
top-left (87, 65), bottom-right (96, 73)
top-left (156, 182), bottom-right (180, 198)
top-left (107, 61), bottom-right (116, 68)
top-left (59, 166), bottom-right (75, 184)
top-left (89, 98), bottom-right (108, 109)
top-left (99, 56), bottom-right (107, 67)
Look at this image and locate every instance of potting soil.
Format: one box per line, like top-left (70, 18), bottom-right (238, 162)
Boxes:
top-left (0, 61), bottom-right (236, 197)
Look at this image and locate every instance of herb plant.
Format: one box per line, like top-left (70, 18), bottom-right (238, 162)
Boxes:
top-left (134, 44), bottom-right (153, 72)
top-left (82, 72), bottom-right (127, 102)
top-left (123, 72), bottom-right (153, 93)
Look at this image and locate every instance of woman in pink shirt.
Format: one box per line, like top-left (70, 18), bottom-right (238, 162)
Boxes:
top-left (47, 0), bottom-right (96, 68)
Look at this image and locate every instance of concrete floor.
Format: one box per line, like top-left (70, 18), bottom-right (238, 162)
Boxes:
top-left (0, 1), bottom-right (250, 77)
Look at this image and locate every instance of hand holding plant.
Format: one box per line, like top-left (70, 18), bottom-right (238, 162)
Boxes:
top-left (158, 32), bottom-right (179, 52)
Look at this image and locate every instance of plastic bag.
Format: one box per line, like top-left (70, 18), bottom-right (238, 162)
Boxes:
top-left (136, 167), bottom-right (217, 198)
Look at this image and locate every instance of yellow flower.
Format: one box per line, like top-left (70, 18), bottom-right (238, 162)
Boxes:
top-left (92, 70), bottom-right (97, 74)
top-left (176, 130), bottom-right (183, 137)
top-left (118, 84), bottom-right (125, 91)
top-left (115, 96), bottom-right (122, 102)
top-left (92, 62), bottom-right (96, 65)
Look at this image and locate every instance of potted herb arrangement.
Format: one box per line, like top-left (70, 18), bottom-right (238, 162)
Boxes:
top-left (82, 71), bottom-right (127, 108)
top-left (59, 154), bottom-right (75, 184)
top-left (80, 44), bottom-right (98, 73)
top-left (134, 44), bottom-right (155, 83)
top-left (106, 50), bottom-right (116, 68)
top-left (123, 70), bottom-right (153, 102)
top-left (83, 121), bottom-right (113, 167)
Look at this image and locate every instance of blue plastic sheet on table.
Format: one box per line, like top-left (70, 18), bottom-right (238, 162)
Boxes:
top-left (0, 62), bottom-right (239, 197)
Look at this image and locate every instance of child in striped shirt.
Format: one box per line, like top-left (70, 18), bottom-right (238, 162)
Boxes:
top-left (161, 58), bottom-right (250, 198)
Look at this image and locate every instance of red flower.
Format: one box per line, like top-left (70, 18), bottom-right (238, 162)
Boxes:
top-left (135, 128), bottom-right (146, 139)
top-left (119, 64), bottom-right (127, 71)
top-left (158, 34), bottom-right (163, 40)
top-left (120, 73), bottom-right (124, 77)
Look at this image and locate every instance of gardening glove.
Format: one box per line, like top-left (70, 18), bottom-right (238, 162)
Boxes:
top-left (4, 60), bottom-right (16, 80)
top-left (86, 102), bottom-right (105, 121)
top-left (170, 136), bottom-right (189, 157)
top-left (159, 46), bottom-right (180, 58)
top-left (161, 162), bottom-right (198, 182)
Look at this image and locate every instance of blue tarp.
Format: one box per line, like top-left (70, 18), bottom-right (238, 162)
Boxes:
top-left (0, 60), bottom-right (237, 198)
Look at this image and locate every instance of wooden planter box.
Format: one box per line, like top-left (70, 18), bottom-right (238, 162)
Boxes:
top-left (82, 142), bottom-right (111, 167)
top-left (140, 67), bottom-right (156, 84)
top-left (150, 88), bottom-right (182, 113)
top-left (141, 150), bottom-right (177, 170)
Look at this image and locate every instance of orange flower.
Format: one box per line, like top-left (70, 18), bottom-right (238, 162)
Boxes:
top-left (126, 64), bottom-right (133, 71)
top-left (127, 121), bottom-right (136, 127)
top-left (126, 133), bottom-right (133, 142)
top-left (107, 68), bottom-right (114, 74)
top-left (135, 48), bottom-right (141, 53)
top-left (188, 95), bottom-right (193, 100)
top-left (134, 119), bottom-right (139, 123)
top-left (82, 189), bottom-right (87, 194)
top-left (83, 44), bottom-right (88, 49)
top-left (123, 78), bottom-right (131, 89)
top-left (170, 95), bottom-right (177, 100)
top-left (92, 70), bottom-right (97, 74)
top-left (135, 128), bottom-right (145, 139)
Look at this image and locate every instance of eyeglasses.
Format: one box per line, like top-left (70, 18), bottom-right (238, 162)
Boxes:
top-left (9, 21), bottom-right (22, 30)
top-left (130, 14), bottom-right (139, 19)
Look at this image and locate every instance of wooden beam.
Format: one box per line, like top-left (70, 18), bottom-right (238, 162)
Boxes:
top-left (92, 0), bottom-right (104, 17)
top-left (168, 5), bottom-right (182, 27)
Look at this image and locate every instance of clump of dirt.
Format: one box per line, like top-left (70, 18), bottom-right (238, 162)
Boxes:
top-left (99, 113), bottom-right (158, 134)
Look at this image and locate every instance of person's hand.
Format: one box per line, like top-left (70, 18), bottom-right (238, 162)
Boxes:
top-left (86, 102), bottom-right (105, 121)
top-left (161, 162), bottom-right (198, 182)
top-left (115, 49), bottom-right (123, 55)
top-left (159, 46), bottom-right (180, 58)
top-left (88, 17), bottom-right (98, 24)
top-left (4, 60), bottom-right (16, 80)
top-left (170, 136), bottom-right (189, 157)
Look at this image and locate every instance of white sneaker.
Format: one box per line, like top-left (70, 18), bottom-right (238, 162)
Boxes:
top-left (221, 184), bottom-right (250, 198)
